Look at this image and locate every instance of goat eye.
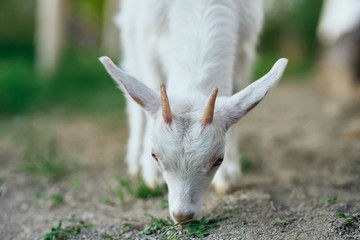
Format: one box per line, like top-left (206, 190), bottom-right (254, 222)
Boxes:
top-left (151, 152), bottom-right (159, 162)
top-left (213, 158), bottom-right (223, 167)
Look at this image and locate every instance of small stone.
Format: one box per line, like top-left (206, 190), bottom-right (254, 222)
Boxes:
top-left (20, 203), bottom-right (28, 211)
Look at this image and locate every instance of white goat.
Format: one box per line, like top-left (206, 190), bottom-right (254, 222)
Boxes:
top-left (100, 0), bottom-right (287, 223)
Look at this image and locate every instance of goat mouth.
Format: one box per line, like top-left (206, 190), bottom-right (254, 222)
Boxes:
top-left (177, 219), bottom-right (193, 226)
top-left (172, 212), bottom-right (195, 225)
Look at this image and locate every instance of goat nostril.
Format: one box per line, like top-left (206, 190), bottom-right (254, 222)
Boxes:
top-left (173, 212), bottom-right (195, 224)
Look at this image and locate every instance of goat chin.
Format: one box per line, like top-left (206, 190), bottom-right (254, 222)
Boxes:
top-left (100, 0), bottom-right (288, 222)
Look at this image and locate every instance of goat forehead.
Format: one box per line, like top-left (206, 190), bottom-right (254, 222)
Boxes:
top-left (165, 115), bottom-right (213, 149)
top-left (155, 117), bottom-right (224, 171)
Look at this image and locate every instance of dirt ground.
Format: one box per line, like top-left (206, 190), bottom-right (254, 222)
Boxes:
top-left (1, 83), bottom-right (360, 240)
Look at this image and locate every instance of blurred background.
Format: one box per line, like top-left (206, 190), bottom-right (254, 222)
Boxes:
top-left (1, 0), bottom-right (360, 195)
top-left (1, 1), bottom-right (360, 238)
top-left (0, 0), bottom-right (359, 116)
top-left (1, 0), bottom-right (360, 202)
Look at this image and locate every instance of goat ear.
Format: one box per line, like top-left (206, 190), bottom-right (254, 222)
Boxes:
top-left (99, 56), bottom-right (161, 116)
top-left (219, 58), bottom-right (288, 129)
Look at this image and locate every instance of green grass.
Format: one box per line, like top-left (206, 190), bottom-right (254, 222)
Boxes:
top-left (0, 51), bottom-right (125, 116)
top-left (274, 218), bottom-right (289, 234)
top-left (42, 215), bottom-right (93, 240)
top-left (343, 218), bottom-right (355, 227)
top-left (31, 192), bottom-right (66, 207)
top-left (135, 181), bottom-right (167, 199)
top-left (274, 218), bottom-right (288, 226)
top-left (294, 232), bottom-right (302, 240)
top-left (103, 176), bottom-right (167, 204)
top-left (0, 182), bottom-right (5, 198)
top-left (101, 197), bottom-right (113, 206)
top-left (116, 176), bottom-right (167, 202)
top-left (233, 219), bottom-right (251, 240)
top-left (101, 233), bottom-right (119, 239)
top-left (21, 138), bottom-right (74, 182)
top-left (31, 192), bottom-right (47, 201)
top-left (158, 198), bottom-right (169, 209)
top-left (69, 179), bottom-right (83, 189)
top-left (0, 58), bottom-right (39, 114)
top-left (323, 196), bottom-right (338, 205)
top-left (223, 206), bottom-right (238, 214)
top-left (101, 223), bottom-right (132, 239)
top-left (323, 195), bottom-right (338, 205)
top-left (139, 214), bottom-right (173, 237)
top-left (338, 212), bottom-right (356, 227)
top-left (123, 222), bottom-right (133, 231)
top-left (240, 154), bottom-right (255, 173)
top-left (138, 214), bottom-right (226, 239)
top-left (50, 194), bottom-right (65, 206)
top-left (253, 54), bottom-right (315, 83)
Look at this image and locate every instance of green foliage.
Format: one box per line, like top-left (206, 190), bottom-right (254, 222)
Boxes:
top-left (183, 216), bottom-right (224, 238)
top-left (158, 198), bottom-right (169, 209)
top-left (234, 219), bottom-right (251, 240)
top-left (242, 219), bottom-right (248, 225)
top-left (139, 214), bottom-right (173, 236)
top-left (101, 197), bottom-right (113, 206)
top-left (31, 192), bottom-right (66, 207)
top-left (123, 223), bottom-right (133, 231)
top-left (323, 195), bottom-right (338, 204)
top-left (255, 0), bottom-right (324, 80)
top-left (0, 182), bottom-right (5, 198)
top-left (0, 0), bottom-right (104, 55)
top-left (0, 52), bottom-right (125, 116)
top-left (0, 1), bottom-right (35, 50)
top-left (274, 218), bottom-right (289, 234)
top-left (116, 176), bottom-right (167, 202)
top-left (0, 1), bottom-right (326, 116)
top-left (274, 218), bottom-right (288, 226)
top-left (135, 181), bottom-right (166, 199)
top-left (44, 52), bottom-right (125, 115)
top-left (139, 214), bottom-right (225, 239)
top-left (223, 206), bottom-right (238, 214)
top-left (101, 223), bottom-right (132, 240)
top-left (50, 194), bottom-right (65, 206)
top-left (0, 58), bottom-right (39, 114)
top-left (294, 232), bottom-right (302, 240)
top-left (240, 155), bottom-right (254, 173)
top-left (338, 212), bottom-right (356, 227)
top-left (70, 0), bottom-right (103, 27)
top-left (69, 179), bottom-right (83, 189)
top-left (101, 233), bottom-right (119, 239)
top-left (0, 1), bottom-right (326, 115)
top-left (343, 218), bottom-right (355, 227)
top-left (290, 0), bottom-right (324, 58)
top-left (31, 192), bottom-right (47, 201)
top-left (261, 0), bottom-right (324, 57)
top-left (42, 215), bottom-right (92, 240)
top-left (22, 138), bottom-right (73, 182)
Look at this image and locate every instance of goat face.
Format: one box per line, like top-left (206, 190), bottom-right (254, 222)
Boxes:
top-left (99, 56), bottom-right (288, 223)
top-left (151, 100), bottom-right (226, 222)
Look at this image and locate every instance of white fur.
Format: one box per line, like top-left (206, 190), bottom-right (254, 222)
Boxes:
top-left (100, 0), bottom-right (287, 223)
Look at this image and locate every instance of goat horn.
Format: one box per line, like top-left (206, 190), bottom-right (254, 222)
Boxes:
top-left (160, 84), bottom-right (172, 125)
top-left (202, 87), bottom-right (218, 126)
